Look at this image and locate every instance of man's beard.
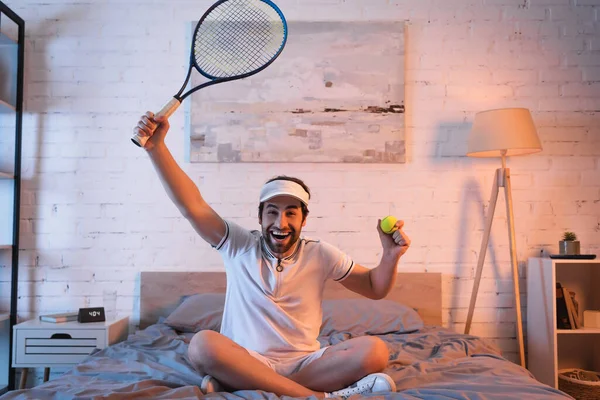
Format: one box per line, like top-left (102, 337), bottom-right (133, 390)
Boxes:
top-left (263, 227), bottom-right (301, 256)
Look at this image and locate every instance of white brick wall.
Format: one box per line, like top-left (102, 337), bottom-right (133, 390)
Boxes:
top-left (3, 0), bottom-right (600, 379)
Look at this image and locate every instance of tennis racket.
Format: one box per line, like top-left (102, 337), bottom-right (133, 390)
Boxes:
top-left (131, 0), bottom-right (288, 147)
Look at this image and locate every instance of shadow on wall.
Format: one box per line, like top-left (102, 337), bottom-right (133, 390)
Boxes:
top-left (17, 6), bottom-right (91, 387)
top-left (20, 13), bottom-right (56, 322)
top-left (450, 177), bottom-right (502, 329)
top-left (432, 120), bottom-right (507, 338)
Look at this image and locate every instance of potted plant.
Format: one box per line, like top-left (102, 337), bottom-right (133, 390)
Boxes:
top-left (559, 231), bottom-right (580, 255)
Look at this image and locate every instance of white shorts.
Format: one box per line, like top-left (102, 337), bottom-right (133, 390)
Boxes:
top-left (247, 347), bottom-right (329, 377)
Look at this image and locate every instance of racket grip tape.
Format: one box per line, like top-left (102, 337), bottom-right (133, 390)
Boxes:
top-left (130, 98), bottom-right (182, 147)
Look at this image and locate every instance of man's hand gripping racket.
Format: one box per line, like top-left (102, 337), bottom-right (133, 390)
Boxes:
top-left (132, 0), bottom-right (288, 148)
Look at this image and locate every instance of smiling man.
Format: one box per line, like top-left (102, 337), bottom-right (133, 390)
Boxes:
top-left (134, 112), bottom-right (411, 399)
top-left (259, 179), bottom-right (306, 262)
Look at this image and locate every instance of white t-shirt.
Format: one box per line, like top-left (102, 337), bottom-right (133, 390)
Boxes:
top-left (215, 220), bottom-right (354, 360)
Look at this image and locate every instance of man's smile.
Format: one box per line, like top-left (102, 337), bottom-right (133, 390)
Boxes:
top-left (270, 230), bottom-right (291, 242)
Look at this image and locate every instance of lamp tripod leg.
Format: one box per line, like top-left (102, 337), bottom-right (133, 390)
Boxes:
top-left (503, 169), bottom-right (526, 368)
top-left (465, 169), bottom-right (500, 335)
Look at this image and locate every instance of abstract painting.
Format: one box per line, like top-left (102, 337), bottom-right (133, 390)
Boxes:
top-left (187, 21), bottom-right (405, 163)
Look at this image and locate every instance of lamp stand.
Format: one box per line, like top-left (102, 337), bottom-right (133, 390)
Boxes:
top-left (464, 156), bottom-right (525, 368)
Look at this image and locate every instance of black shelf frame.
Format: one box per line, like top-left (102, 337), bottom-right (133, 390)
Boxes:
top-left (0, 0), bottom-right (24, 392)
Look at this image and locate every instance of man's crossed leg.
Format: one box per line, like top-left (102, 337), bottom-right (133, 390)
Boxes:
top-left (187, 330), bottom-right (396, 398)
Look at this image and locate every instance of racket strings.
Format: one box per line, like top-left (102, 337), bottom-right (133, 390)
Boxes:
top-left (202, 23), bottom-right (272, 75)
top-left (199, 20), bottom-right (271, 73)
top-left (203, 4), bottom-right (278, 54)
top-left (197, 14), bottom-right (275, 75)
top-left (193, 0), bottom-right (285, 78)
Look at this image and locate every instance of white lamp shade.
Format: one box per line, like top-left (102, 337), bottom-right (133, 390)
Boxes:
top-left (467, 108), bottom-right (542, 158)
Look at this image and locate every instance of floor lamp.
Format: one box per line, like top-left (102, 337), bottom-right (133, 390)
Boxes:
top-left (464, 108), bottom-right (542, 368)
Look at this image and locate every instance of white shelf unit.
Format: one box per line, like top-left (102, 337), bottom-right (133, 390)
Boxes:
top-left (527, 257), bottom-right (600, 389)
top-left (0, 24), bottom-right (18, 244)
top-left (0, 30), bottom-right (18, 113)
top-left (0, 315), bottom-right (7, 395)
top-left (0, 179), bottom-right (15, 247)
top-left (0, 29), bottom-right (16, 44)
top-left (0, 99), bottom-right (15, 113)
top-left (0, 1), bottom-right (24, 392)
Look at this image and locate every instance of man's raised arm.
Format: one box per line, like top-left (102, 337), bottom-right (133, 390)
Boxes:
top-left (134, 112), bottom-right (226, 247)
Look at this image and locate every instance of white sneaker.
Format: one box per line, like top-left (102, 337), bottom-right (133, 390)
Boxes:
top-left (201, 375), bottom-right (225, 394)
top-left (328, 373), bottom-right (396, 398)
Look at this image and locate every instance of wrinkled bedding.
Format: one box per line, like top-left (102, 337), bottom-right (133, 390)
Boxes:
top-left (1, 323), bottom-right (572, 399)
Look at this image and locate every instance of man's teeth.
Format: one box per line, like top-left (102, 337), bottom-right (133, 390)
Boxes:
top-left (271, 231), bottom-right (290, 239)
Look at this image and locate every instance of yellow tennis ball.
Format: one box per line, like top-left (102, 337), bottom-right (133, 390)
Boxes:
top-left (380, 215), bottom-right (398, 234)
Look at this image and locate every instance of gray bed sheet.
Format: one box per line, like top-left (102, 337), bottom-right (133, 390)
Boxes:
top-left (1, 322), bottom-right (573, 400)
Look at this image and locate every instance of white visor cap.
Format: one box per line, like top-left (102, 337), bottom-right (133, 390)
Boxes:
top-left (259, 180), bottom-right (309, 206)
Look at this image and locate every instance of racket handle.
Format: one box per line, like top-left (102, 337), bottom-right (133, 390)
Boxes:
top-left (130, 98), bottom-right (182, 147)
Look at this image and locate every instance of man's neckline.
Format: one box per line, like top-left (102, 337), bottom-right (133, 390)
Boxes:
top-left (261, 236), bottom-right (303, 261)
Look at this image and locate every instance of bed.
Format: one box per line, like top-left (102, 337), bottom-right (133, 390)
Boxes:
top-left (0, 271), bottom-right (573, 400)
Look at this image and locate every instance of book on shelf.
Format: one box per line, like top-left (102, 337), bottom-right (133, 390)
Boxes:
top-left (564, 286), bottom-right (581, 329)
top-left (556, 283), bottom-right (572, 329)
top-left (39, 311), bottom-right (78, 323)
top-left (562, 286), bottom-right (576, 328)
top-left (556, 282), bottom-right (581, 329)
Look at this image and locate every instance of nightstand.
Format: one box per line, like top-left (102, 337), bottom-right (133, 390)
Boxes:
top-left (527, 257), bottom-right (600, 389)
top-left (12, 316), bottom-right (129, 389)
